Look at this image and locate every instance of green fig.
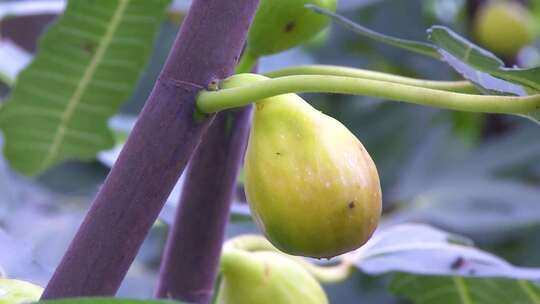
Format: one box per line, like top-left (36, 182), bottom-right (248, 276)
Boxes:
top-left (0, 279), bottom-right (43, 304)
top-left (473, 1), bottom-right (536, 57)
top-left (217, 249), bottom-right (328, 304)
top-left (247, 0), bottom-right (337, 57)
top-left (244, 93), bottom-right (382, 258)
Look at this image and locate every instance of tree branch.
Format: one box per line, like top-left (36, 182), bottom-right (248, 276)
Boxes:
top-left (41, 0), bottom-right (259, 298)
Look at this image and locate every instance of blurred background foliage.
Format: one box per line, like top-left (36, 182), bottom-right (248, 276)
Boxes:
top-left (1, 0), bottom-right (540, 303)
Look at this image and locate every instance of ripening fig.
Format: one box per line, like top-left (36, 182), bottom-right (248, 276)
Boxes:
top-left (246, 0), bottom-right (337, 57)
top-left (0, 279), bottom-right (43, 304)
top-left (473, 1), bottom-right (536, 57)
top-left (217, 249), bottom-right (328, 304)
top-left (244, 93), bottom-right (382, 258)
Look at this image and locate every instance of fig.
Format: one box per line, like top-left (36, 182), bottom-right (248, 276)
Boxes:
top-left (244, 92), bottom-right (382, 258)
top-left (217, 249), bottom-right (327, 304)
top-left (0, 279), bottom-right (43, 304)
top-left (246, 0), bottom-right (337, 57)
top-left (473, 1), bottom-right (536, 57)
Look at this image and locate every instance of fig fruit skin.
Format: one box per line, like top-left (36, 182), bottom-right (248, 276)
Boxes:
top-left (244, 93), bottom-right (382, 259)
top-left (217, 249), bottom-right (328, 304)
top-left (246, 0), bottom-right (337, 57)
top-left (473, 1), bottom-right (536, 57)
top-left (0, 279), bottom-right (43, 304)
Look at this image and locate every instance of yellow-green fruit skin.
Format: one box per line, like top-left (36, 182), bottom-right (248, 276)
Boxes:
top-left (474, 1), bottom-right (536, 57)
top-left (244, 93), bottom-right (382, 258)
top-left (247, 0), bottom-right (337, 57)
top-left (217, 250), bottom-right (328, 304)
top-left (0, 279), bottom-right (43, 304)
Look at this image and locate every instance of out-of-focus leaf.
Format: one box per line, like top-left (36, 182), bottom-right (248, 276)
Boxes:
top-left (390, 273), bottom-right (540, 304)
top-left (450, 112), bottom-right (483, 147)
top-left (169, 0), bottom-right (192, 13)
top-left (0, 229), bottom-right (49, 284)
top-left (36, 299), bottom-right (184, 304)
top-left (347, 224), bottom-right (540, 279)
top-left (439, 125), bottom-right (540, 178)
top-left (0, 40), bottom-right (31, 86)
top-left (336, 0), bottom-right (384, 11)
top-left (391, 180), bottom-right (540, 237)
top-left (0, 0), bottom-right (170, 175)
top-left (306, 5), bottom-right (441, 59)
top-left (422, 0), bottom-right (465, 24)
top-left (387, 125), bottom-right (540, 237)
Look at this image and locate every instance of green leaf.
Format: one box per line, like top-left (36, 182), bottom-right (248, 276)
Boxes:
top-left (0, 0), bottom-right (170, 175)
top-left (309, 6), bottom-right (540, 123)
top-left (427, 26), bottom-right (534, 95)
top-left (305, 4), bottom-right (441, 59)
top-left (390, 273), bottom-right (540, 304)
top-left (427, 26), bottom-right (540, 123)
top-left (354, 224), bottom-right (540, 279)
top-left (429, 26), bottom-right (540, 93)
top-left (36, 299), bottom-right (185, 304)
top-left (450, 112), bottom-right (484, 147)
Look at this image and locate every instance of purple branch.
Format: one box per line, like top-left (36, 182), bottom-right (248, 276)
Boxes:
top-left (41, 0), bottom-right (259, 298)
top-left (155, 104), bottom-right (253, 303)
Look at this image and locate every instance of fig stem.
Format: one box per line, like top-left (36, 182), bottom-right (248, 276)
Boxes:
top-left (197, 73), bottom-right (540, 114)
top-left (223, 234), bottom-right (352, 284)
top-left (264, 65), bottom-right (479, 93)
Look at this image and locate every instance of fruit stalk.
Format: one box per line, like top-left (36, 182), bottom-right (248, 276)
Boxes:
top-left (265, 65), bottom-right (479, 93)
top-left (41, 0), bottom-right (259, 298)
top-left (197, 74), bottom-right (540, 114)
top-left (155, 105), bottom-right (253, 303)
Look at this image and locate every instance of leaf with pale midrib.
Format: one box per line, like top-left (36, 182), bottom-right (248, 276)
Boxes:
top-left (0, 0), bottom-right (170, 175)
top-left (391, 273), bottom-right (540, 304)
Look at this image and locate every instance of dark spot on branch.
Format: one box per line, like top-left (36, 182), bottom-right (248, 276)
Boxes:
top-left (348, 201), bottom-right (355, 209)
top-left (285, 21), bottom-right (296, 32)
top-left (275, 152), bottom-right (281, 156)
